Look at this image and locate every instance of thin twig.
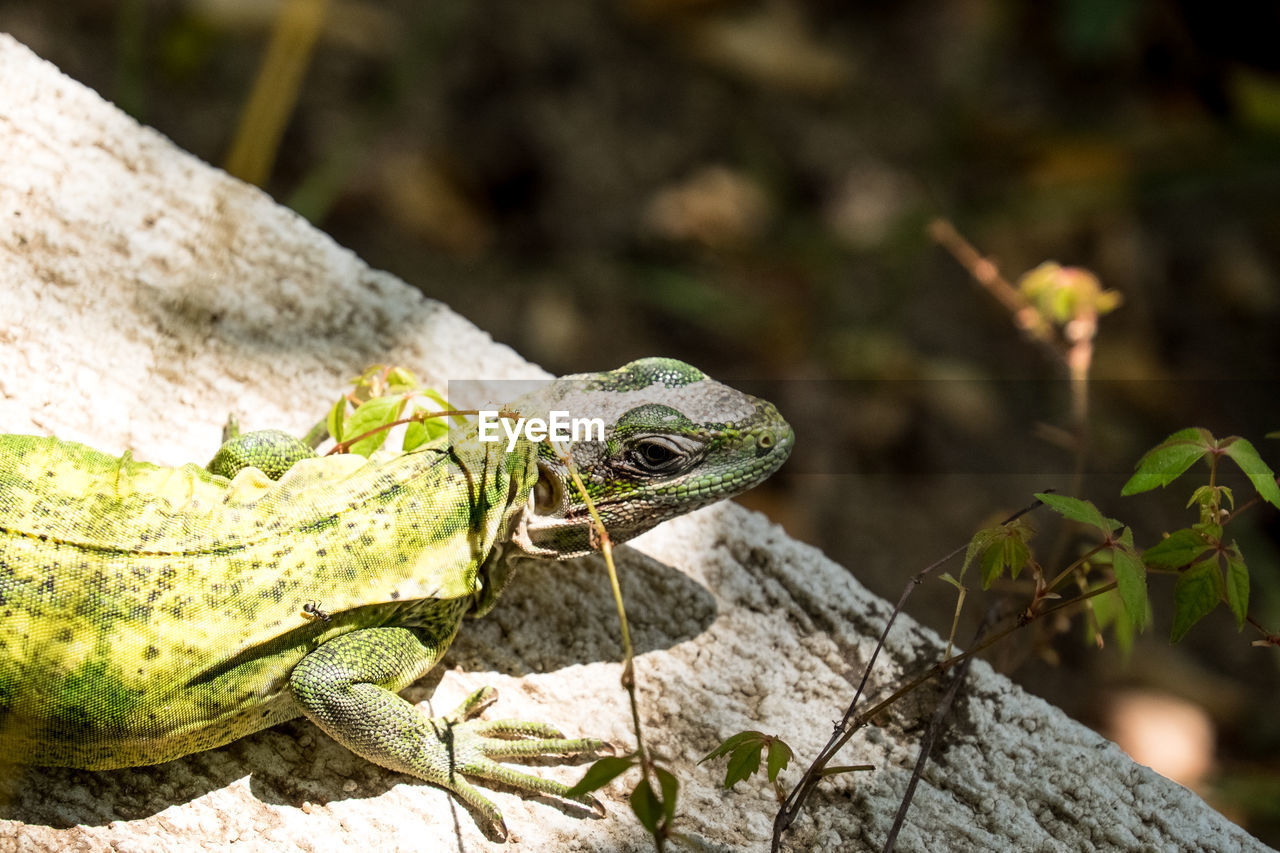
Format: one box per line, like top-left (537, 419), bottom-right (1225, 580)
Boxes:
top-left (780, 595), bottom-right (1104, 848)
top-left (930, 219), bottom-right (1098, 571)
top-left (771, 496), bottom-right (1047, 849)
top-left (324, 408), bottom-right (508, 455)
top-left (928, 219), bottom-right (1056, 352)
top-left (882, 609), bottom-right (994, 853)
top-left (555, 441), bottom-right (665, 851)
top-left (1247, 615), bottom-right (1280, 646)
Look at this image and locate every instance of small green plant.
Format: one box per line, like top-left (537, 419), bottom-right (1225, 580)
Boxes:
top-left (753, 429), bottom-right (1280, 851)
top-left (1122, 428), bottom-right (1280, 641)
top-left (319, 364), bottom-right (457, 456)
top-left (956, 428), bottom-right (1280, 654)
top-left (700, 731), bottom-right (795, 800)
top-left (759, 229), bottom-right (1280, 850)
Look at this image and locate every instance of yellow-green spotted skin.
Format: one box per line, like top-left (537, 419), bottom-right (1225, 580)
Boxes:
top-left (0, 358), bottom-right (792, 835)
top-left (0, 430), bottom-right (526, 768)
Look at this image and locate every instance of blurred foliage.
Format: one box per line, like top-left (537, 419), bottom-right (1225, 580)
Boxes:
top-left (5, 0), bottom-right (1280, 842)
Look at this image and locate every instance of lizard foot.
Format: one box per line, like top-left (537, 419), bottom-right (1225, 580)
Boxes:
top-left (429, 686), bottom-right (613, 839)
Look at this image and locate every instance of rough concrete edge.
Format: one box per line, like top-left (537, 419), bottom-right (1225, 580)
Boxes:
top-left (0, 33), bottom-right (1269, 853)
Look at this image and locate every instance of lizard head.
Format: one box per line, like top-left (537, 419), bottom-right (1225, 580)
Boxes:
top-left (508, 357), bottom-right (793, 560)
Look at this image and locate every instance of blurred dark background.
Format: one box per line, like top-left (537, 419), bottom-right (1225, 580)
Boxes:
top-left (6, 0), bottom-right (1279, 842)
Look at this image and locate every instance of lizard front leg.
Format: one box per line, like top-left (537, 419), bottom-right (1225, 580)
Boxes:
top-left (207, 428), bottom-right (316, 480)
top-left (288, 626), bottom-right (606, 838)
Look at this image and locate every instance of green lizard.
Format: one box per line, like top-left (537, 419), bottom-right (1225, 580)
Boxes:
top-left (0, 358), bottom-right (792, 837)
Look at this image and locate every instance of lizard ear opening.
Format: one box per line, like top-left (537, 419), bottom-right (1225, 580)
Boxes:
top-left (531, 461), bottom-right (566, 516)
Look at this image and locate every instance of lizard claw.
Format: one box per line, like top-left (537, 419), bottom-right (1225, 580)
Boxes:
top-left (588, 794), bottom-right (607, 818)
top-left (425, 686), bottom-right (609, 834)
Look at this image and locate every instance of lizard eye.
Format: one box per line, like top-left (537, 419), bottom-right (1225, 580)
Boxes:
top-left (629, 437), bottom-right (687, 474)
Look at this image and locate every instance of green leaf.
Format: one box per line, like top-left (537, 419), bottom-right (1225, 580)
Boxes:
top-left (699, 731), bottom-right (762, 763)
top-left (1003, 535), bottom-right (1031, 582)
top-left (1110, 545), bottom-right (1148, 632)
top-left (1187, 484), bottom-right (1233, 513)
top-left (630, 779), bottom-right (662, 834)
top-left (1142, 528), bottom-right (1213, 570)
top-left (419, 387), bottom-right (459, 422)
top-left (1192, 520), bottom-right (1224, 543)
top-left (353, 363), bottom-right (384, 385)
top-left (345, 395), bottom-right (406, 457)
top-left (1111, 608), bottom-right (1135, 656)
top-left (326, 397), bottom-right (347, 444)
top-left (564, 755), bottom-right (636, 797)
top-left (402, 420), bottom-right (431, 452)
top-left (1220, 437), bottom-right (1280, 509)
top-left (655, 766), bottom-right (679, 829)
top-left (702, 731), bottom-right (788, 789)
top-left (979, 544), bottom-right (1004, 589)
top-left (1034, 493), bottom-right (1121, 535)
top-left (766, 738), bottom-right (794, 783)
top-left (400, 398), bottom-right (451, 452)
top-left (421, 387), bottom-right (447, 405)
top-left (960, 528), bottom-right (1001, 584)
top-left (980, 535), bottom-right (1031, 588)
top-left (1224, 542), bottom-right (1249, 629)
top-left (1087, 586), bottom-right (1136, 657)
top-left (384, 365), bottom-right (418, 391)
top-left (1171, 561), bottom-right (1224, 642)
top-left (723, 739), bottom-right (763, 789)
top-left (964, 520), bottom-right (1033, 587)
top-left (1089, 584), bottom-right (1118, 631)
top-left (1121, 428), bottom-right (1214, 496)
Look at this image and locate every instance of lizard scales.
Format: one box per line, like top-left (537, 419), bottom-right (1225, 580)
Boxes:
top-left (0, 357), bottom-right (792, 834)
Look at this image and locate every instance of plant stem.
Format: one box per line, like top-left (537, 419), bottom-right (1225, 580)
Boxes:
top-left (555, 442), bottom-right (664, 850)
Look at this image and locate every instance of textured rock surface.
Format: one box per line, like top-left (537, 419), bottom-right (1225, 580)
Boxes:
top-left (0, 35), bottom-right (1268, 852)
